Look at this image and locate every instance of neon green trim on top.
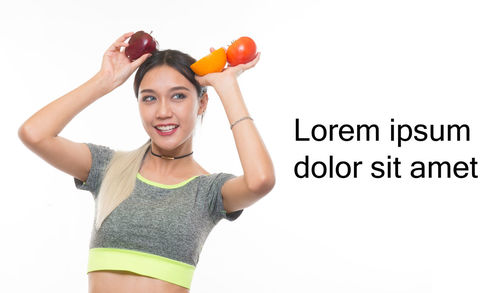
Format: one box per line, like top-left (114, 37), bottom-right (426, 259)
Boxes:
top-left (136, 173), bottom-right (199, 189)
top-left (87, 247), bottom-right (195, 289)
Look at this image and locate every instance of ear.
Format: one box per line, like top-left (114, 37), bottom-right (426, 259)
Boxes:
top-left (197, 92), bottom-right (208, 116)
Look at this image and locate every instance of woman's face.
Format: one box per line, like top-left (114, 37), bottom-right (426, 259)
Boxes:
top-left (138, 65), bottom-right (207, 153)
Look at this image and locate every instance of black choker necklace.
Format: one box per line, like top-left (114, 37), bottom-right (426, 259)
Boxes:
top-left (150, 147), bottom-right (193, 160)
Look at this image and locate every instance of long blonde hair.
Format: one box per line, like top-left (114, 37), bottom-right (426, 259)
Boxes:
top-left (94, 139), bottom-right (152, 230)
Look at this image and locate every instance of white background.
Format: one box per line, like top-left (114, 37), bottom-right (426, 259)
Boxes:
top-left (1, 0), bottom-right (499, 292)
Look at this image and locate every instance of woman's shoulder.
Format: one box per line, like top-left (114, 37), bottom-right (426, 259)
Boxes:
top-left (85, 142), bottom-right (117, 153)
top-left (84, 142), bottom-right (116, 162)
top-left (195, 172), bottom-right (236, 186)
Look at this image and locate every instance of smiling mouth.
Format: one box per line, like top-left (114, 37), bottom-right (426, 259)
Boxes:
top-left (155, 125), bottom-right (179, 131)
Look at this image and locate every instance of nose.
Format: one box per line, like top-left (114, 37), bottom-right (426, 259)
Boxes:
top-left (156, 99), bottom-right (173, 119)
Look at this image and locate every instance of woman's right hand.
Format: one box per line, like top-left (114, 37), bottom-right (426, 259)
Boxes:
top-left (97, 32), bottom-right (152, 92)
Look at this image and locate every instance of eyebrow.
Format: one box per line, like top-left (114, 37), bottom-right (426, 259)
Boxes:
top-left (140, 86), bottom-right (190, 95)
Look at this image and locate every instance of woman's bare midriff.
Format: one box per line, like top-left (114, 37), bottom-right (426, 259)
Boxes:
top-left (88, 270), bottom-right (189, 293)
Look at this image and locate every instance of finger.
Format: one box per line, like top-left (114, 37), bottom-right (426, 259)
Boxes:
top-left (210, 47), bottom-right (215, 53)
top-left (194, 74), bottom-right (211, 87)
top-left (107, 33), bottom-right (134, 52)
top-left (130, 52), bottom-right (152, 70)
top-left (106, 40), bottom-right (130, 53)
top-left (194, 74), bottom-right (201, 83)
top-left (232, 61), bottom-right (254, 73)
top-left (194, 75), bottom-right (205, 87)
top-left (118, 32), bottom-right (135, 43)
top-left (112, 41), bottom-right (129, 51)
top-left (119, 42), bottom-right (130, 52)
top-left (242, 52), bottom-right (260, 69)
top-left (250, 52), bottom-right (261, 64)
top-left (119, 41), bottom-right (129, 47)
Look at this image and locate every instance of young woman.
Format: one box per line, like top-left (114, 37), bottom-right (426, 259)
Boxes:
top-left (18, 32), bottom-right (275, 293)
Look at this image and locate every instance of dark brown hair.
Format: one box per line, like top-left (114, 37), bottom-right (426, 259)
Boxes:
top-left (133, 49), bottom-right (207, 99)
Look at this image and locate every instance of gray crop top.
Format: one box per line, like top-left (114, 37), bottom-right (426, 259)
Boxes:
top-left (73, 143), bottom-right (244, 289)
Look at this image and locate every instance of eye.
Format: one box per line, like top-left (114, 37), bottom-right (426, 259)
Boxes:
top-left (173, 93), bottom-right (186, 100)
top-left (142, 96), bottom-right (156, 102)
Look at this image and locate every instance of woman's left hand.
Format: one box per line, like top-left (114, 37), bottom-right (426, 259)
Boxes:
top-left (194, 47), bottom-right (261, 88)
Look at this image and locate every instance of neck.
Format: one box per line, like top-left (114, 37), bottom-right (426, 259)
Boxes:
top-left (150, 148), bottom-right (193, 160)
top-left (146, 143), bottom-right (195, 174)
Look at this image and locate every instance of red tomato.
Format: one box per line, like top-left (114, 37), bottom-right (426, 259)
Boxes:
top-left (226, 37), bottom-right (257, 66)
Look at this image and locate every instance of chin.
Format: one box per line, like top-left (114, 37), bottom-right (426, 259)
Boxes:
top-left (150, 137), bottom-right (184, 151)
top-left (151, 140), bottom-right (178, 149)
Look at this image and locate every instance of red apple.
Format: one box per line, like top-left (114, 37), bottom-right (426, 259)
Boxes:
top-left (125, 31), bottom-right (159, 62)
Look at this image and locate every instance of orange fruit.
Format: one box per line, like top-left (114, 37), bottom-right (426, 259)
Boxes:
top-left (190, 47), bottom-right (227, 76)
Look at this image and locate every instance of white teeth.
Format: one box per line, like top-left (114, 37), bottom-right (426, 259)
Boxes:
top-left (156, 125), bottom-right (177, 131)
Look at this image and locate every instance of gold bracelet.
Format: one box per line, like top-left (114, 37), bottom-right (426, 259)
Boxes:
top-left (230, 116), bottom-right (253, 130)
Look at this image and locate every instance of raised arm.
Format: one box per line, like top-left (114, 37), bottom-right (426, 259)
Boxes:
top-left (18, 32), bottom-right (151, 182)
top-left (195, 50), bottom-right (275, 213)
